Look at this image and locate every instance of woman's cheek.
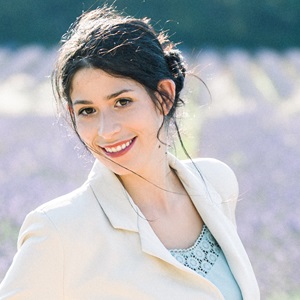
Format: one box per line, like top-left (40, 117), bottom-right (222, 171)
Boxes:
top-left (76, 120), bottom-right (95, 143)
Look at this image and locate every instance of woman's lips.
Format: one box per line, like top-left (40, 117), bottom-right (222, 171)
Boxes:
top-left (101, 137), bottom-right (136, 158)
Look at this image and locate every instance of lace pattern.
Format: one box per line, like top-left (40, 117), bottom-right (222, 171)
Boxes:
top-left (170, 225), bottom-right (221, 277)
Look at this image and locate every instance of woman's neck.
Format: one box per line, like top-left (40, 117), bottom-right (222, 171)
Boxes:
top-left (117, 159), bottom-right (186, 219)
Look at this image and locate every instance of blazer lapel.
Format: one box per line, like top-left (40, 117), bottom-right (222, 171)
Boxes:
top-left (87, 159), bottom-right (221, 294)
top-left (87, 160), bottom-right (139, 232)
top-left (135, 193), bottom-right (224, 297)
top-left (87, 160), bottom-right (197, 274)
top-left (169, 154), bottom-right (259, 299)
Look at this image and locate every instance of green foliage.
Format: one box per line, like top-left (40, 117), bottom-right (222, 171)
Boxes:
top-left (0, 219), bottom-right (19, 244)
top-left (267, 291), bottom-right (300, 300)
top-left (0, 0), bottom-right (299, 49)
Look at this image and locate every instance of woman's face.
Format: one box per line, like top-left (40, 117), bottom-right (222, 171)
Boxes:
top-left (70, 68), bottom-right (167, 176)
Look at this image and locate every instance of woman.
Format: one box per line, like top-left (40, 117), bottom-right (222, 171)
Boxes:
top-left (0, 6), bottom-right (259, 300)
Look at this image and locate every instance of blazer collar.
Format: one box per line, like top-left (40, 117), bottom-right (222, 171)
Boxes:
top-left (87, 155), bottom-right (224, 297)
top-left (86, 154), bottom-right (207, 232)
top-left (87, 154), bottom-right (258, 299)
top-left (87, 159), bottom-right (139, 232)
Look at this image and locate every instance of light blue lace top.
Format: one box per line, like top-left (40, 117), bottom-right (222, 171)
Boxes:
top-left (170, 225), bottom-right (242, 300)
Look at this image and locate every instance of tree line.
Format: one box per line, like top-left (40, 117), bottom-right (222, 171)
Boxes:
top-left (0, 0), bottom-right (299, 49)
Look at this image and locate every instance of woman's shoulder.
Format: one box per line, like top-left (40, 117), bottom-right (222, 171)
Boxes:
top-left (183, 157), bottom-right (239, 201)
top-left (18, 180), bottom-right (105, 249)
top-left (24, 181), bottom-right (96, 229)
top-left (37, 182), bottom-right (89, 211)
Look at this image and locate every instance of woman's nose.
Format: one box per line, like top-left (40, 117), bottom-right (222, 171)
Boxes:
top-left (97, 113), bottom-right (121, 140)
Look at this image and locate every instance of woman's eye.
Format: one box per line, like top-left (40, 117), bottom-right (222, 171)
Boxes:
top-left (78, 107), bottom-right (96, 116)
top-left (115, 99), bottom-right (131, 107)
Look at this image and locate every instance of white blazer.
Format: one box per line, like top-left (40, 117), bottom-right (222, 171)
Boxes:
top-left (0, 154), bottom-right (260, 299)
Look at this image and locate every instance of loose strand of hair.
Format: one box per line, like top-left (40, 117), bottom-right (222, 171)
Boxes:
top-left (83, 141), bottom-right (188, 197)
top-left (174, 119), bottom-right (213, 202)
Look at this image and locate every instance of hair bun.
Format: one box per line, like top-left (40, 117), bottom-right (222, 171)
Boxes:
top-left (164, 49), bottom-right (186, 93)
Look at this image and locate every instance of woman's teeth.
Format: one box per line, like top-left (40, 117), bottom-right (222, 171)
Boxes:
top-left (104, 139), bottom-right (133, 153)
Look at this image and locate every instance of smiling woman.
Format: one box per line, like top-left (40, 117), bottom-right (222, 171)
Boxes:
top-left (0, 5), bottom-right (260, 300)
top-left (70, 68), bottom-right (173, 178)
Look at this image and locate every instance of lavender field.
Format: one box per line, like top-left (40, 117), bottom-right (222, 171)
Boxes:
top-left (1, 45), bottom-right (300, 299)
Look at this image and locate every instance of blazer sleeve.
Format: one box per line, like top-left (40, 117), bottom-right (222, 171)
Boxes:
top-left (0, 210), bottom-right (64, 299)
top-left (194, 158), bottom-right (239, 228)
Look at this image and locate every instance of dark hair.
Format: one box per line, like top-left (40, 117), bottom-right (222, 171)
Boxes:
top-left (52, 5), bottom-right (186, 145)
top-left (52, 5), bottom-right (210, 202)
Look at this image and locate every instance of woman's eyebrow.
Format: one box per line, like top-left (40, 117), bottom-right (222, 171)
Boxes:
top-left (73, 99), bottom-right (93, 106)
top-left (106, 89), bottom-right (133, 100)
top-left (73, 89), bottom-right (134, 106)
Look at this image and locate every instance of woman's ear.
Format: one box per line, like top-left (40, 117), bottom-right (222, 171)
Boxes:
top-left (156, 79), bottom-right (176, 116)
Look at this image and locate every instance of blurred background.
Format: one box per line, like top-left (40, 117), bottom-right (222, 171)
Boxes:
top-left (0, 0), bottom-right (299, 299)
